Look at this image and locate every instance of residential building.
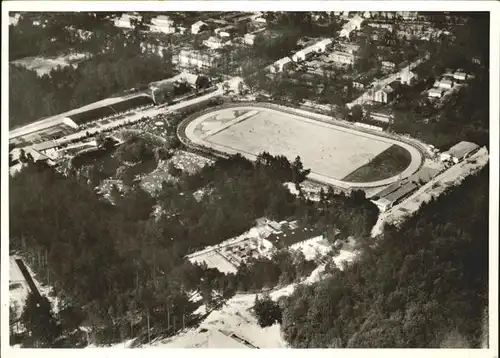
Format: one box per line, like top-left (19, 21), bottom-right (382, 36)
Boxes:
top-left (337, 42), bottom-right (360, 54)
top-left (453, 71), bottom-right (467, 81)
top-left (353, 76), bottom-right (371, 89)
top-left (150, 15), bottom-right (175, 34)
top-left (435, 78), bottom-right (454, 89)
top-left (177, 49), bottom-right (222, 70)
top-left (373, 83), bottom-right (398, 103)
top-left (340, 14), bottom-right (365, 38)
top-left (270, 57), bottom-right (293, 73)
top-left (396, 11), bottom-right (419, 21)
top-left (472, 56), bottom-right (482, 65)
top-left (315, 38), bottom-right (333, 53)
top-left (114, 13), bottom-right (141, 29)
top-left (399, 70), bottom-right (418, 85)
top-left (329, 51), bottom-right (355, 65)
top-left (382, 61), bottom-right (396, 70)
top-left (440, 141), bottom-right (480, 164)
top-left (244, 33), bottom-right (256, 45)
top-left (203, 36), bottom-right (230, 50)
top-left (215, 25), bottom-right (236, 38)
top-left (367, 21), bottom-right (393, 32)
top-left (9, 13), bottom-right (21, 26)
top-left (292, 46), bottom-right (317, 62)
top-left (428, 88), bottom-right (444, 98)
top-left (191, 20), bottom-right (208, 34)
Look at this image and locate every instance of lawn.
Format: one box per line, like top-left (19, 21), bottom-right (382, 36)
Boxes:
top-left (341, 145), bottom-right (412, 183)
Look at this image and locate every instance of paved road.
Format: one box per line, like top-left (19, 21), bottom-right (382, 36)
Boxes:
top-left (371, 147), bottom-right (489, 237)
top-left (52, 87), bottom-right (224, 147)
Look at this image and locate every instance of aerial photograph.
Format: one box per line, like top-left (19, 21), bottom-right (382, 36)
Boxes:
top-left (5, 8), bottom-right (493, 350)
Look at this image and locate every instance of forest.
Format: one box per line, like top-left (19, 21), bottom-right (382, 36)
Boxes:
top-left (9, 151), bottom-right (378, 347)
top-left (280, 166), bottom-right (489, 348)
top-left (9, 12), bottom-right (174, 129)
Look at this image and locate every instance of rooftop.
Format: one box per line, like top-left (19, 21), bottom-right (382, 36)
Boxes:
top-left (445, 141), bottom-right (479, 159)
top-left (384, 182), bottom-right (418, 203)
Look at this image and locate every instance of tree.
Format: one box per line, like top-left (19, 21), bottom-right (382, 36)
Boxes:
top-left (351, 105), bottom-right (363, 122)
top-left (254, 294), bottom-right (282, 327)
top-left (20, 292), bottom-right (61, 348)
top-left (291, 156), bottom-right (311, 185)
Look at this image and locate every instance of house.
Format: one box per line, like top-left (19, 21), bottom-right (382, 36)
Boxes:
top-left (270, 57), bottom-right (293, 73)
top-left (400, 70), bottom-right (418, 85)
top-left (435, 78), bottom-right (454, 89)
top-left (353, 76), bottom-right (371, 90)
top-left (338, 42), bottom-right (360, 54)
top-left (373, 86), bottom-right (395, 103)
top-left (177, 49), bottom-right (222, 70)
top-left (9, 13), bottom-right (21, 26)
top-left (149, 15), bottom-right (175, 34)
top-left (396, 11), bottom-right (419, 21)
top-left (292, 46), bottom-right (317, 62)
top-left (328, 51), bottom-right (355, 65)
top-left (340, 14), bottom-right (365, 38)
top-left (367, 21), bottom-right (393, 32)
top-left (381, 61), bottom-right (396, 70)
top-left (315, 38), bottom-right (333, 53)
top-left (428, 88), bottom-right (444, 98)
top-left (440, 141), bottom-right (480, 164)
top-left (244, 33), bottom-right (256, 45)
top-left (453, 71), bottom-right (467, 81)
top-left (191, 20), bottom-right (208, 34)
top-left (203, 36), bottom-right (229, 50)
top-left (215, 25), bottom-right (236, 38)
top-left (114, 13), bottom-right (141, 29)
top-left (472, 56), bottom-right (482, 65)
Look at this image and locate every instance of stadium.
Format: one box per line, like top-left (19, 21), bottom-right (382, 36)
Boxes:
top-left (179, 104), bottom-right (424, 190)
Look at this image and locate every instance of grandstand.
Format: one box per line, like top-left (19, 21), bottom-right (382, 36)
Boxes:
top-left (9, 93), bottom-right (154, 147)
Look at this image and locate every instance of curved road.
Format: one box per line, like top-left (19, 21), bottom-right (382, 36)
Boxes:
top-left (179, 105), bottom-right (423, 189)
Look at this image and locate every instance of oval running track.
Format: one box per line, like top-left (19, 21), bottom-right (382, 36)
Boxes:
top-left (179, 105), bottom-right (423, 190)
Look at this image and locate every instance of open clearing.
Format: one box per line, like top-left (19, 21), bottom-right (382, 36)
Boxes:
top-left (342, 144), bottom-right (412, 182)
top-left (183, 106), bottom-right (422, 188)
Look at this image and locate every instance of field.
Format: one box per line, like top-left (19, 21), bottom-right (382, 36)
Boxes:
top-left (342, 145), bottom-right (412, 182)
top-left (183, 106), bottom-right (423, 188)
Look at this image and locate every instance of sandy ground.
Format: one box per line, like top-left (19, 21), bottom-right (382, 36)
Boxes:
top-left (184, 106), bottom-right (423, 189)
top-left (371, 147), bottom-right (489, 237)
top-left (150, 249), bottom-right (356, 349)
top-left (206, 108), bottom-right (391, 179)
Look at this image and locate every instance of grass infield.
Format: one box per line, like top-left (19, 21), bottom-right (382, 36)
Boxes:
top-left (341, 144), bottom-right (412, 183)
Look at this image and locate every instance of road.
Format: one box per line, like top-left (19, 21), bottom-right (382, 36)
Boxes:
top-left (371, 147), bottom-right (489, 237)
top-left (52, 87), bottom-right (224, 147)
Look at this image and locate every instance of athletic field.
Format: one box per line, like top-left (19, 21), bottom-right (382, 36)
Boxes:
top-left (183, 106), bottom-right (423, 188)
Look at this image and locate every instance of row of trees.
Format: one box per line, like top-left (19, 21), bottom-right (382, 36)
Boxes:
top-left (280, 166), bottom-right (489, 348)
